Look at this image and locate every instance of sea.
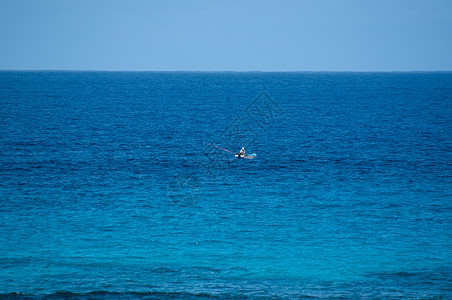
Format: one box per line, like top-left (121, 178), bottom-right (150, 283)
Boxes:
top-left (0, 71), bottom-right (451, 299)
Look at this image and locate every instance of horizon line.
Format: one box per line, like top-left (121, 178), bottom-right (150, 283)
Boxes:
top-left (1, 69), bottom-right (452, 73)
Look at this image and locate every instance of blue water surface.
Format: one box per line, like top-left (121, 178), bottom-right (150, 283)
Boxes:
top-left (0, 71), bottom-right (451, 299)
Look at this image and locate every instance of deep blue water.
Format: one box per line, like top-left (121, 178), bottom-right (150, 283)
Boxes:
top-left (0, 71), bottom-right (451, 299)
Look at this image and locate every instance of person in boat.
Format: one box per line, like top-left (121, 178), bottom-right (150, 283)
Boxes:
top-left (238, 147), bottom-right (245, 158)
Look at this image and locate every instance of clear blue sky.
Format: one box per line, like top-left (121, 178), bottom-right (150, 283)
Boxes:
top-left (1, 0), bottom-right (451, 71)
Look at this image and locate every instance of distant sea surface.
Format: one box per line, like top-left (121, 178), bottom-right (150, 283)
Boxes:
top-left (0, 71), bottom-right (451, 299)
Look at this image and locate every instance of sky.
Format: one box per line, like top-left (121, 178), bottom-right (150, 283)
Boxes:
top-left (0, 0), bottom-right (451, 71)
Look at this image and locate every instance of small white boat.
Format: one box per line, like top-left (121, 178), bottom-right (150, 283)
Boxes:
top-left (234, 153), bottom-right (257, 159)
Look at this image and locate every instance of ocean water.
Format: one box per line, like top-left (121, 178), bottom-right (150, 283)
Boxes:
top-left (0, 71), bottom-right (451, 299)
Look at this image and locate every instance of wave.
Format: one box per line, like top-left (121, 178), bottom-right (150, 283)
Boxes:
top-left (0, 291), bottom-right (240, 300)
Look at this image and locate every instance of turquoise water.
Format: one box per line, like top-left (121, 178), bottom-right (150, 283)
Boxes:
top-left (0, 72), bottom-right (451, 299)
